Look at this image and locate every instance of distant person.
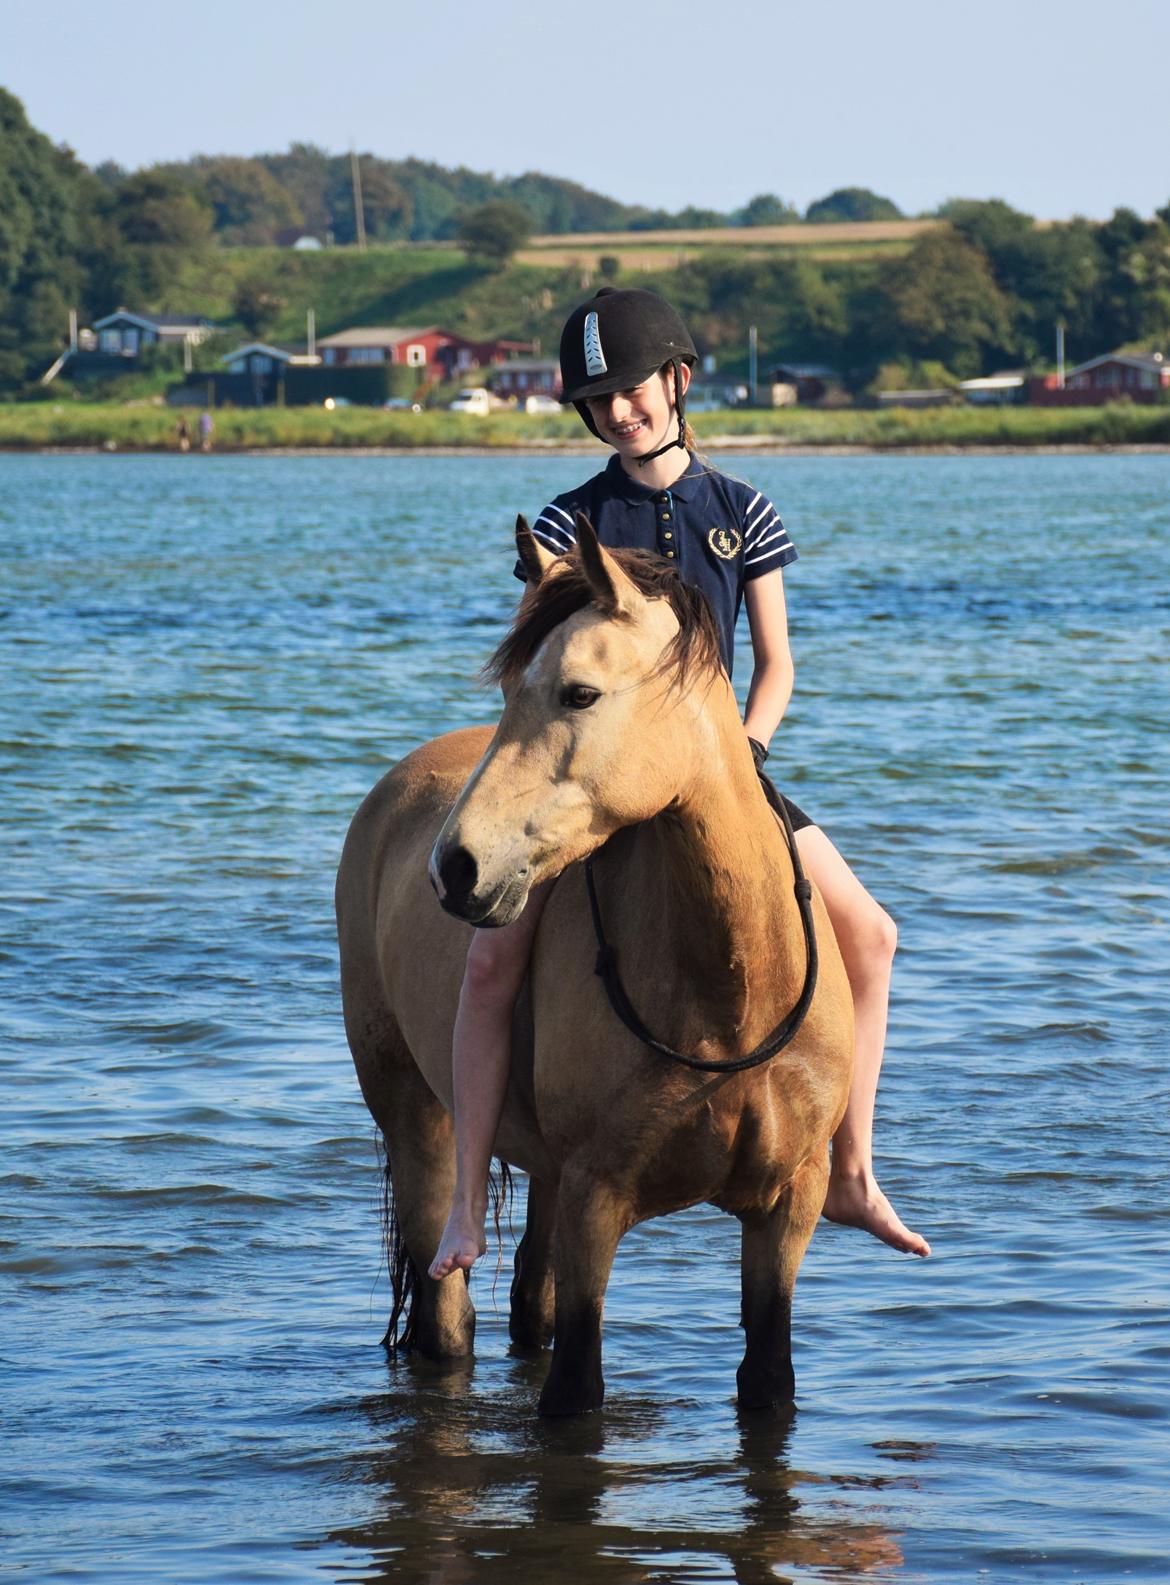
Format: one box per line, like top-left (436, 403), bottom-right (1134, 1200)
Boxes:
top-left (429, 287), bottom-right (932, 1285)
top-left (198, 411), bottom-right (214, 453)
top-left (175, 416), bottom-right (190, 453)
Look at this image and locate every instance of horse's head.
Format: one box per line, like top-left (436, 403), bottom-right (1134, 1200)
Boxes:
top-left (430, 513), bottom-right (728, 925)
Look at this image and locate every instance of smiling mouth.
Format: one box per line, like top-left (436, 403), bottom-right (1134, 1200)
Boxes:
top-left (610, 418), bottom-right (648, 440)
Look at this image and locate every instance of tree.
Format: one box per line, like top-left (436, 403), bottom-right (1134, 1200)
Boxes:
top-left (233, 277), bottom-right (288, 339)
top-left (936, 199), bottom-right (1100, 361)
top-left (189, 156), bottom-right (303, 244)
top-left (258, 143), bottom-right (334, 236)
top-left (455, 200), bottom-right (532, 266)
top-left (806, 186), bottom-right (902, 224)
top-left (664, 252), bottom-right (849, 369)
top-left (0, 88), bottom-right (101, 386)
top-left (937, 197), bottom-right (1034, 257)
top-left (876, 228), bottom-right (1014, 375)
top-left (1092, 209), bottom-right (1170, 350)
top-left (734, 193), bottom-right (799, 227)
top-left (507, 171), bottom-right (631, 233)
top-left (103, 170), bottom-right (213, 303)
top-left (326, 157), bottom-right (411, 244)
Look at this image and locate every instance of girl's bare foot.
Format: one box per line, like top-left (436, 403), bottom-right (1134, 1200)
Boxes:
top-left (822, 1168), bottom-right (931, 1257)
top-left (428, 1204), bottom-right (487, 1280)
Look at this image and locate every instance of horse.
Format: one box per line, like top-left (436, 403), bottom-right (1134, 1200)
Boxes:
top-left (335, 514), bottom-right (854, 1416)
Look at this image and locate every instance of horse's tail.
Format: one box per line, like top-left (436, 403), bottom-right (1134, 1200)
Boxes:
top-left (378, 1131), bottom-right (514, 1357)
top-left (379, 1132), bottom-right (418, 1355)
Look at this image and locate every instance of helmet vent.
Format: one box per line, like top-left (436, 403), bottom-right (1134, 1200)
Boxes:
top-left (583, 311), bottom-right (607, 377)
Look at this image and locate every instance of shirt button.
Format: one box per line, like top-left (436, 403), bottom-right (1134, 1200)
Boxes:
top-left (660, 512), bottom-right (671, 521)
top-left (656, 493), bottom-right (668, 503)
top-left (663, 531), bottom-right (673, 540)
top-left (664, 549), bottom-right (675, 558)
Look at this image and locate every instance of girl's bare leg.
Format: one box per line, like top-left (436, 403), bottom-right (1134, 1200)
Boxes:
top-left (428, 882), bottom-right (553, 1280)
top-left (793, 827), bottom-right (931, 1257)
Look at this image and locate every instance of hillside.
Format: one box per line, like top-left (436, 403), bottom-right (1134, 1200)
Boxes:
top-left (3, 85), bottom-right (1169, 395)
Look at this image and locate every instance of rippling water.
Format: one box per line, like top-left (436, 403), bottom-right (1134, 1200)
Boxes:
top-left (2, 452), bottom-right (1167, 1583)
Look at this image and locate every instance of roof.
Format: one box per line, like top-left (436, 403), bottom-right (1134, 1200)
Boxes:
top-left (958, 372), bottom-right (1026, 391)
top-left (316, 325), bottom-right (440, 349)
top-left (771, 363), bottom-right (842, 380)
top-left (221, 342), bottom-right (295, 364)
top-left (492, 356), bottom-right (561, 372)
top-left (93, 308), bottom-right (213, 333)
top-left (1067, 351), bottom-right (1167, 377)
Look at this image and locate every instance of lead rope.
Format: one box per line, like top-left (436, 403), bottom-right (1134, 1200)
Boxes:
top-left (583, 772), bottom-right (818, 1074)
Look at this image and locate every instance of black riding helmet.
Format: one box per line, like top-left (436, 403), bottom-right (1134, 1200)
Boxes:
top-left (559, 287), bottom-right (698, 466)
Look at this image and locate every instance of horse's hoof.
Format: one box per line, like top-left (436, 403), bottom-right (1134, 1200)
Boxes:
top-left (736, 1366), bottom-right (795, 1413)
top-left (509, 1315), bottom-right (555, 1353)
top-left (537, 1373), bottom-right (605, 1417)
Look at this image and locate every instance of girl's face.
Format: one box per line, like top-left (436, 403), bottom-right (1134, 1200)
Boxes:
top-left (585, 366), bottom-right (680, 459)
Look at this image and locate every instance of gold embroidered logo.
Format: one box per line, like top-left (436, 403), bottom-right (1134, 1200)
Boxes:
top-left (708, 525), bottom-right (742, 560)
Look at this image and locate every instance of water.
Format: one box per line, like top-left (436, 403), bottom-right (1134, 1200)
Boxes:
top-left (1, 452), bottom-right (1167, 1583)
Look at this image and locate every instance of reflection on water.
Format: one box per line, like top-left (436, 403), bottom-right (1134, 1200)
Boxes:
top-left (327, 1360), bottom-right (904, 1584)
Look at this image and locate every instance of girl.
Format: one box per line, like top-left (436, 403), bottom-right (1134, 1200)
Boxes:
top-left (429, 288), bottom-right (930, 1280)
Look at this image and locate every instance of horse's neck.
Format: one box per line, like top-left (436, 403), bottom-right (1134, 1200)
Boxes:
top-left (638, 729), bottom-right (803, 1043)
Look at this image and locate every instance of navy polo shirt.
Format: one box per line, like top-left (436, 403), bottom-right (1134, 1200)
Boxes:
top-left (524, 455), bottom-right (797, 677)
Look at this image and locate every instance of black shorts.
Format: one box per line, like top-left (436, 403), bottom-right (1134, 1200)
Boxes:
top-left (757, 769), bottom-right (814, 833)
top-left (781, 794), bottom-right (814, 832)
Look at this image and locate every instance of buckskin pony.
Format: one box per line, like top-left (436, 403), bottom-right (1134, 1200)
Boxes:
top-left (335, 515), bottom-right (854, 1416)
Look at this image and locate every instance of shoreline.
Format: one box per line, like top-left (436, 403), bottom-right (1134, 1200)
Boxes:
top-left (7, 440), bottom-right (1170, 458)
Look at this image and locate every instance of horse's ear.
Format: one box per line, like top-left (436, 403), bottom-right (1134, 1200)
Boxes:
top-left (515, 515), bottom-right (556, 584)
top-left (574, 511), bottom-right (642, 616)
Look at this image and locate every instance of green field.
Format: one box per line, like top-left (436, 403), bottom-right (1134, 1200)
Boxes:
top-left (3, 401), bottom-right (1168, 452)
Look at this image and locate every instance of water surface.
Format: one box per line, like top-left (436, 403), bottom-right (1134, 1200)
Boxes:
top-left (2, 453), bottom-right (1167, 1582)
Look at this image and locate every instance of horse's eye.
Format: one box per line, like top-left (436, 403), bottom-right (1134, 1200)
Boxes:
top-left (561, 684), bottom-right (601, 710)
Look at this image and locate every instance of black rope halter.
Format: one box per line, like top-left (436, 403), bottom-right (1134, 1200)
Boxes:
top-left (583, 772), bottom-right (819, 1074)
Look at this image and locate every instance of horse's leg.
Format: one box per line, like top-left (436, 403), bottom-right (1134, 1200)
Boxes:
top-left (351, 1015), bottom-right (477, 1361)
top-left (736, 1154), bottom-right (828, 1411)
top-left (509, 1174), bottom-right (557, 1352)
top-left (538, 1168), bottom-right (627, 1416)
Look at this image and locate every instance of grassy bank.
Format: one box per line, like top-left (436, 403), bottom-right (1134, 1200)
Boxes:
top-left (3, 402), bottom-right (1169, 453)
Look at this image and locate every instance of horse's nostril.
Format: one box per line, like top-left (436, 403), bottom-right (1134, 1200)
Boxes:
top-left (438, 844), bottom-right (478, 905)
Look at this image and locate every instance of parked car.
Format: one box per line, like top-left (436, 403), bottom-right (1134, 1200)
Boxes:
top-left (448, 387), bottom-right (500, 415)
top-left (383, 397), bottom-right (422, 411)
top-left (523, 393), bottom-right (562, 414)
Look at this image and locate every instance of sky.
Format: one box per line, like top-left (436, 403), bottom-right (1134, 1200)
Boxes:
top-left (5, 0), bottom-right (1169, 221)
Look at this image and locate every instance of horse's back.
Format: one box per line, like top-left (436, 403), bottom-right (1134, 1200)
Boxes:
top-left (338, 725), bottom-right (490, 909)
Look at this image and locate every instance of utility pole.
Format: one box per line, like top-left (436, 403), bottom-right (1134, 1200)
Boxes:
top-left (307, 308), bottom-right (316, 358)
top-left (69, 308), bottom-right (78, 354)
top-left (350, 148), bottom-right (367, 251)
top-left (1056, 320), bottom-right (1066, 389)
top-left (749, 325), bottom-right (758, 406)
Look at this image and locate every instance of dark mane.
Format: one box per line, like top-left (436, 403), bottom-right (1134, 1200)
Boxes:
top-left (484, 547), bottom-right (723, 689)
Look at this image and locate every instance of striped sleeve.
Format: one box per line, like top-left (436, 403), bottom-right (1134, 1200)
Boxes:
top-left (532, 501), bottom-right (578, 554)
top-left (513, 500), bottom-right (579, 583)
top-left (741, 489), bottom-right (797, 578)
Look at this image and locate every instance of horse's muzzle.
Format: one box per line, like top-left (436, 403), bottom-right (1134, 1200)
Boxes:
top-left (433, 842), bottom-right (478, 909)
top-left (430, 840), bottom-right (529, 927)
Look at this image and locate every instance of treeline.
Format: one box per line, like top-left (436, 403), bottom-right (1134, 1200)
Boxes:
top-left (120, 153), bottom-right (901, 246)
top-left (2, 86), bottom-right (1169, 394)
top-left (660, 200), bottom-right (1170, 382)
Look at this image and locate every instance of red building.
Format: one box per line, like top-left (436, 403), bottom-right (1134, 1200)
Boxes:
top-left (488, 357), bottom-right (563, 401)
top-left (1030, 351), bottom-right (1169, 406)
top-left (317, 325), bottom-right (535, 385)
